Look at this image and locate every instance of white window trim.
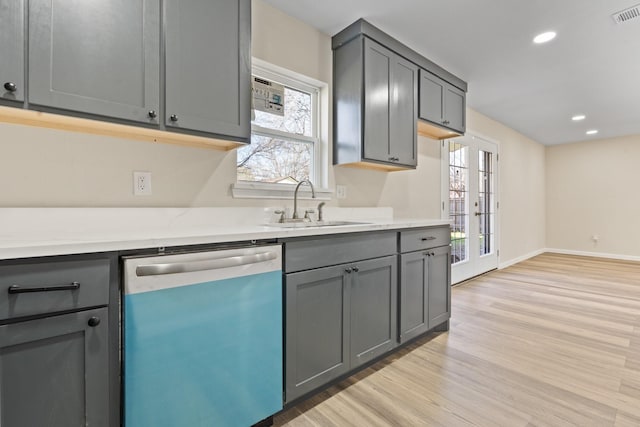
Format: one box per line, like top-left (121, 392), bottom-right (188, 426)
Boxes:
top-left (232, 58), bottom-right (330, 200)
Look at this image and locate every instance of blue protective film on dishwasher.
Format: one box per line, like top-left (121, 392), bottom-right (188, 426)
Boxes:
top-left (123, 270), bottom-right (283, 427)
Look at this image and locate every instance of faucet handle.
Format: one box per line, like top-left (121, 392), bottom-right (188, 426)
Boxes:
top-left (317, 202), bottom-right (326, 222)
top-left (274, 210), bottom-right (286, 223)
top-left (304, 209), bottom-right (315, 220)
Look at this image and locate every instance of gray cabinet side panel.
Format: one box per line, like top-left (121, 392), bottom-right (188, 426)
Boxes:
top-left (428, 245), bottom-right (452, 328)
top-left (418, 70), bottom-right (444, 124)
top-left (0, 307), bottom-right (109, 427)
top-left (285, 265), bottom-right (350, 402)
top-left (445, 84), bottom-right (466, 133)
top-left (165, 0), bottom-right (250, 140)
top-left (390, 56), bottom-right (417, 167)
top-left (333, 37), bottom-right (363, 165)
top-left (399, 251), bottom-right (428, 343)
top-left (362, 38), bottom-right (391, 163)
top-left (0, 0), bottom-right (24, 102)
top-left (350, 255), bottom-right (397, 368)
top-left (28, 0), bottom-right (160, 123)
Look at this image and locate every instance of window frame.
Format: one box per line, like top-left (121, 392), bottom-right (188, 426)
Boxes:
top-left (232, 58), bottom-right (330, 200)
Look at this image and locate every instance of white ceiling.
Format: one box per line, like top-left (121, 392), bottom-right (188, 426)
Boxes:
top-left (263, 0), bottom-right (640, 145)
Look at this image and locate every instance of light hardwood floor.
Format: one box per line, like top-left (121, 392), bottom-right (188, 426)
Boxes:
top-left (274, 253), bottom-right (640, 427)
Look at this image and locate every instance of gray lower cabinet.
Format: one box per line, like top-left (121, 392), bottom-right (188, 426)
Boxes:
top-left (28, 0), bottom-right (160, 124)
top-left (349, 255), bottom-right (397, 368)
top-left (419, 69), bottom-right (466, 134)
top-left (285, 264), bottom-right (350, 402)
top-left (0, 0), bottom-right (24, 102)
top-left (334, 36), bottom-right (417, 169)
top-left (284, 232), bottom-right (398, 403)
top-left (165, 0), bottom-right (251, 141)
top-left (0, 307), bottom-right (109, 427)
top-left (0, 254), bottom-right (117, 427)
top-left (399, 227), bottom-right (452, 343)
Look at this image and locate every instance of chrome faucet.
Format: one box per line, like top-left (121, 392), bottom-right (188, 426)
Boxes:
top-left (292, 180), bottom-right (316, 219)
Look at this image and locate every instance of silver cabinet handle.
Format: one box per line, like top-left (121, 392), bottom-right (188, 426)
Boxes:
top-left (136, 251), bottom-right (277, 277)
top-left (420, 236), bottom-right (436, 241)
top-left (3, 82), bottom-right (17, 92)
top-left (169, 114), bottom-right (178, 122)
top-left (148, 110), bottom-right (157, 119)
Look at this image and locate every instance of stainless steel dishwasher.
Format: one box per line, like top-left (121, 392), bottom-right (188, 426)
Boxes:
top-left (122, 244), bottom-right (283, 427)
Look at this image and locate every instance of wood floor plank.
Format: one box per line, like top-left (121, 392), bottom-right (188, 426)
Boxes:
top-left (274, 254), bottom-right (640, 426)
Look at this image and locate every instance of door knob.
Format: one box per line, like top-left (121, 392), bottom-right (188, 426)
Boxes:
top-left (88, 316), bottom-right (101, 327)
top-left (3, 82), bottom-right (17, 92)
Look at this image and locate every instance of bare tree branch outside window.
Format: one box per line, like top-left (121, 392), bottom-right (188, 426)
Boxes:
top-left (238, 86), bottom-right (314, 184)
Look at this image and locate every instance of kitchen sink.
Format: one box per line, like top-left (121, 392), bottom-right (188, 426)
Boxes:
top-left (266, 220), bottom-right (371, 228)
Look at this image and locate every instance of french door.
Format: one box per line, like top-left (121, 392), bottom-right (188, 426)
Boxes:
top-left (442, 134), bottom-right (499, 284)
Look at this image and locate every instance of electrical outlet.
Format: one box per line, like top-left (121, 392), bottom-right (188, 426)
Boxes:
top-left (133, 171), bottom-right (152, 196)
top-left (336, 185), bottom-right (347, 199)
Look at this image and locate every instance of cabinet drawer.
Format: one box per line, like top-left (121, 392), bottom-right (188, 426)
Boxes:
top-left (400, 226), bottom-right (450, 253)
top-left (284, 232), bottom-right (397, 273)
top-left (0, 258), bottom-right (110, 321)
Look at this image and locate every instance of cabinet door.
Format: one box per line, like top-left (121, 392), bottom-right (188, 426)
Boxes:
top-left (399, 251), bottom-right (429, 343)
top-left (363, 38), bottom-right (391, 163)
top-left (165, 0), bottom-right (250, 141)
top-left (285, 265), bottom-right (350, 403)
top-left (428, 245), bottom-right (452, 329)
top-left (350, 255), bottom-right (397, 368)
top-left (0, 0), bottom-right (24, 102)
top-left (0, 307), bottom-right (109, 427)
top-left (444, 84), bottom-right (466, 133)
top-left (28, 0), bottom-right (160, 123)
top-left (390, 56), bottom-right (417, 167)
top-left (419, 70), bottom-right (444, 125)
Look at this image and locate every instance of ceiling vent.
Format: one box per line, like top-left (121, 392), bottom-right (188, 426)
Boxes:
top-left (612, 4), bottom-right (640, 24)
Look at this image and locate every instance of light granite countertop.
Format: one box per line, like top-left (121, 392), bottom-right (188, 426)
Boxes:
top-left (0, 207), bottom-right (450, 260)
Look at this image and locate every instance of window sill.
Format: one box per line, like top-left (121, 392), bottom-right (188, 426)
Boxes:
top-left (231, 182), bottom-right (333, 200)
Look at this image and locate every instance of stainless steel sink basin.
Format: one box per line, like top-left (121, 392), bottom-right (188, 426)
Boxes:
top-left (266, 220), bottom-right (371, 228)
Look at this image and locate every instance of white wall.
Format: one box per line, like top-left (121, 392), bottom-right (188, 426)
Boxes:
top-left (0, 0), bottom-right (548, 265)
top-left (546, 134), bottom-right (640, 259)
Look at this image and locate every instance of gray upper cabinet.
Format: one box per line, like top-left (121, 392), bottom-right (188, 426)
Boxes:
top-left (28, 0), bottom-right (160, 124)
top-left (0, 308), bottom-right (109, 427)
top-left (165, 0), bottom-right (251, 142)
top-left (334, 36), bottom-right (417, 169)
top-left (419, 69), bottom-right (466, 135)
top-left (0, 0), bottom-right (24, 102)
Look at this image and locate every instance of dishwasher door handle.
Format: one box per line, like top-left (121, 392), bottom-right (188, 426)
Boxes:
top-left (135, 251), bottom-right (278, 277)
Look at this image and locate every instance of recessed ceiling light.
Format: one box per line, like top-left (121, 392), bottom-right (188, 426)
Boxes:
top-left (586, 130), bottom-right (599, 135)
top-left (533, 31), bottom-right (557, 44)
top-left (572, 115), bottom-right (586, 121)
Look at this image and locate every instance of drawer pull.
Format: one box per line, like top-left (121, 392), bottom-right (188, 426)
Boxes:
top-left (420, 236), bottom-right (436, 241)
top-left (8, 281), bottom-right (80, 294)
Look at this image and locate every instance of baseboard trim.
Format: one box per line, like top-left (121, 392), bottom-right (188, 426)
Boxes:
top-left (544, 248), bottom-right (640, 262)
top-left (498, 249), bottom-right (545, 269)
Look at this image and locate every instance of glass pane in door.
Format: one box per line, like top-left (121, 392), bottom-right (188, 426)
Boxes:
top-left (449, 142), bottom-right (468, 264)
top-left (478, 150), bottom-right (494, 256)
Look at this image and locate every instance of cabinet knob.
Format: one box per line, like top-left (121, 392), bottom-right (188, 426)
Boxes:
top-left (3, 82), bottom-right (17, 92)
top-left (88, 316), bottom-right (101, 327)
top-left (442, 119), bottom-right (450, 125)
top-left (148, 110), bottom-right (157, 119)
top-left (388, 156), bottom-right (399, 162)
top-left (424, 252), bottom-right (431, 257)
top-left (345, 267), bottom-right (353, 274)
top-left (352, 266), bottom-right (359, 272)
top-left (431, 252), bottom-right (435, 257)
top-left (169, 114), bottom-right (178, 122)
